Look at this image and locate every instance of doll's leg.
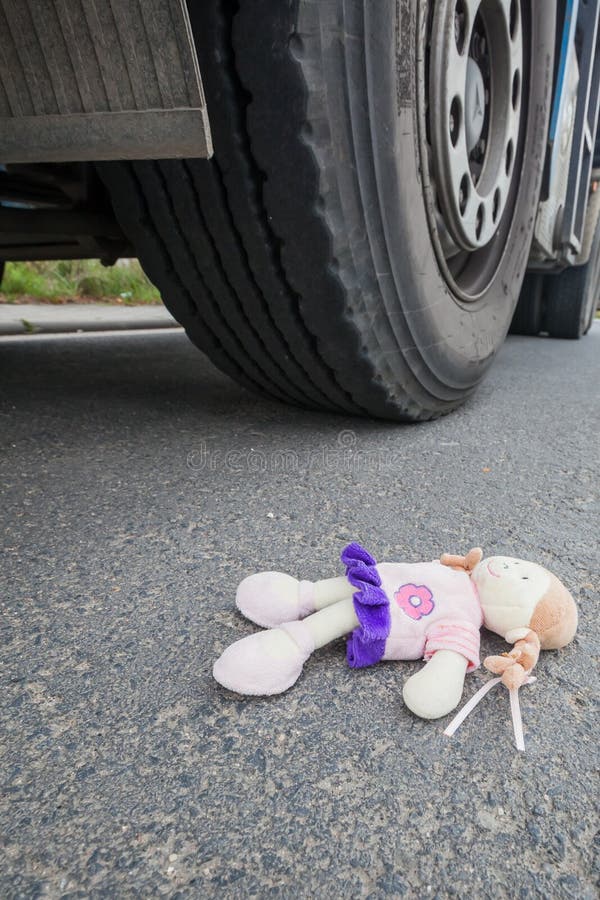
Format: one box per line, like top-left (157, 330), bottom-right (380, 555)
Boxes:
top-left (313, 577), bottom-right (354, 608)
top-left (236, 571), bottom-right (352, 628)
top-left (213, 598), bottom-right (358, 696)
top-left (303, 597), bottom-right (358, 646)
top-left (402, 650), bottom-right (468, 719)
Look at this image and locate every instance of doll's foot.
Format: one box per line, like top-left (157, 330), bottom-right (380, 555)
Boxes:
top-left (235, 572), bottom-right (316, 627)
top-left (213, 621), bottom-right (315, 695)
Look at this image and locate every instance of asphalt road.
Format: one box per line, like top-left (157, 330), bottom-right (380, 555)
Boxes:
top-left (1, 325), bottom-right (598, 898)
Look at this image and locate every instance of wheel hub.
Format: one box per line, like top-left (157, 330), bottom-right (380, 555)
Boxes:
top-left (429, 0), bottom-right (523, 251)
top-left (465, 58), bottom-right (485, 152)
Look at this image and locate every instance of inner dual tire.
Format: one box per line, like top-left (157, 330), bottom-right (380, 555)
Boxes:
top-left (99, 0), bottom-right (555, 420)
top-left (511, 205), bottom-right (600, 339)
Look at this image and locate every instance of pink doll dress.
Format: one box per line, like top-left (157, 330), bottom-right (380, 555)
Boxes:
top-left (341, 543), bottom-right (482, 671)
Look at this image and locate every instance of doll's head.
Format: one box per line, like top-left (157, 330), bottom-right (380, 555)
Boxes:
top-left (471, 556), bottom-right (578, 649)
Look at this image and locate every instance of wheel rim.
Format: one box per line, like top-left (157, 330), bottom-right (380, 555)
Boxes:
top-left (424, 0), bottom-right (527, 299)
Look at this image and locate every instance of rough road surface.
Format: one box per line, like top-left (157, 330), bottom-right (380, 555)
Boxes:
top-left (1, 326), bottom-right (598, 898)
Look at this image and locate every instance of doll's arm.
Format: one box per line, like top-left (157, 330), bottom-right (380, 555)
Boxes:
top-left (440, 547), bottom-right (483, 572)
top-left (484, 629), bottom-right (541, 689)
top-left (402, 650), bottom-right (469, 719)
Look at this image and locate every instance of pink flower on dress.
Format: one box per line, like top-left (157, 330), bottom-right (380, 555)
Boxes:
top-left (394, 583), bottom-right (435, 621)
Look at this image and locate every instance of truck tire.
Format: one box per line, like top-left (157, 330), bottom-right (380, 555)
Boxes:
top-left (99, 0), bottom-right (555, 420)
top-left (544, 213), bottom-right (600, 339)
top-left (510, 274), bottom-right (544, 335)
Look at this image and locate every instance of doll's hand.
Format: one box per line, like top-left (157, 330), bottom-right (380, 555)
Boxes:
top-left (484, 655), bottom-right (528, 689)
top-left (403, 650), bottom-right (468, 719)
top-left (484, 630), bottom-right (540, 688)
top-left (440, 547), bottom-right (483, 573)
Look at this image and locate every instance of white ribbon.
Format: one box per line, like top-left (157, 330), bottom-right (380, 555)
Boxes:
top-left (444, 675), bottom-right (536, 751)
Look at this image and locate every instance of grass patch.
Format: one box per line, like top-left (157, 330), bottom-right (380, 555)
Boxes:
top-left (0, 259), bottom-right (162, 305)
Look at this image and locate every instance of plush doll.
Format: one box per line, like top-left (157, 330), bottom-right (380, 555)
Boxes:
top-left (213, 544), bottom-right (577, 745)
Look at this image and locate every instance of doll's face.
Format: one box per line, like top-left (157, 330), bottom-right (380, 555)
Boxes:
top-left (471, 556), bottom-right (550, 638)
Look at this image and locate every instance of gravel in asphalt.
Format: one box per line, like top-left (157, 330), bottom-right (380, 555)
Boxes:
top-left (1, 326), bottom-right (598, 897)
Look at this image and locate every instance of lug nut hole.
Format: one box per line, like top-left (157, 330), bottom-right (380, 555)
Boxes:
top-left (492, 188), bottom-right (501, 223)
top-left (505, 139), bottom-right (514, 175)
top-left (454, 0), bottom-right (467, 54)
top-left (449, 97), bottom-right (461, 147)
top-left (512, 70), bottom-right (520, 110)
top-left (459, 174), bottom-right (470, 214)
top-left (509, 0), bottom-right (518, 40)
top-left (476, 203), bottom-right (485, 239)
